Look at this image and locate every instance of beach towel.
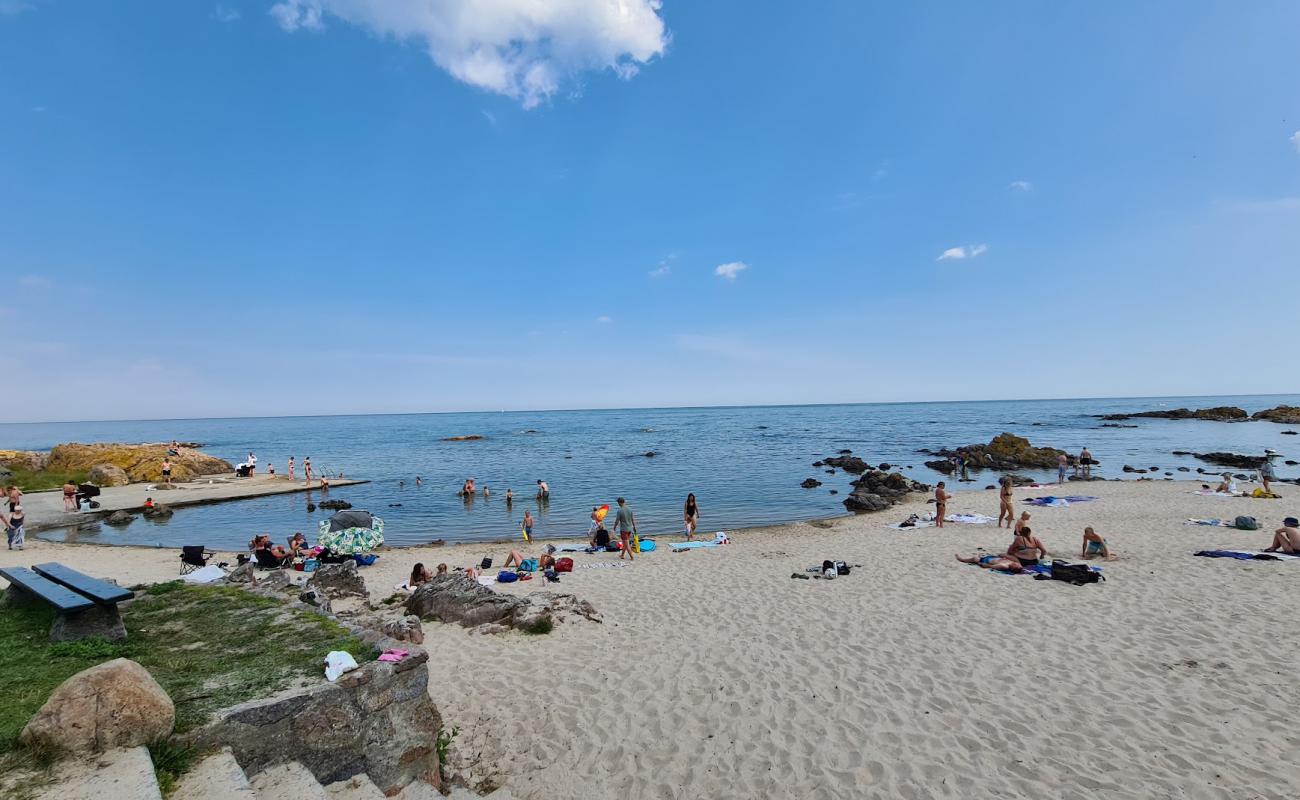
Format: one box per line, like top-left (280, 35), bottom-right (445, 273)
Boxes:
top-left (1194, 549), bottom-right (1300, 561)
top-left (576, 562), bottom-right (630, 569)
top-left (1185, 518), bottom-right (1233, 527)
top-left (1190, 490), bottom-right (1243, 497)
top-left (556, 543), bottom-right (589, 553)
top-left (180, 564), bottom-right (225, 584)
top-left (946, 513), bottom-right (996, 525)
top-left (671, 541), bottom-right (721, 551)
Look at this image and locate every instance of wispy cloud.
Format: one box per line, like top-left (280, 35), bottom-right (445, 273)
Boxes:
top-left (19, 275), bottom-right (51, 289)
top-left (1290, 131), bottom-right (1300, 154)
top-left (481, 110), bottom-right (497, 126)
top-left (212, 4), bottom-right (241, 23)
top-left (269, 0), bottom-right (668, 109)
top-left (31, 105), bottom-right (47, 112)
top-left (714, 261), bottom-right (749, 281)
top-left (937, 244), bottom-right (988, 261)
top-left (648, 253), bottom-right (676, 278)
top-left (596, 315), bottom-right (612, 324)
top-left (1008, 180), bottom-right (1033, 192)
top-left (872, 159), bottom-right (891, 182)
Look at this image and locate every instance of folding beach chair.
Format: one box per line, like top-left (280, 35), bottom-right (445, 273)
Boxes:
top-left (179, 545), bottom-right (214, 575)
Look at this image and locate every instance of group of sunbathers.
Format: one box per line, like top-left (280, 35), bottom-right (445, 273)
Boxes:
top-left (957, 514), bottom-right (1116, 572)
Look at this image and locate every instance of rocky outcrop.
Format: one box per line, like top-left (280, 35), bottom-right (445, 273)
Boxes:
top-left (180, 645), bottom-right (442, 795)
top-left (21, 658), bottom-right (175, 753)
top-left (923, 433), bottom-right (1065, 471)
top-left (305, 561), bottom-right (369, 600)
top-left (87, 464), bottom-right (130, 487)
top-left (319, 499), bottom-right (352, 510)
top-left (800, 478), bottom-right (822, 488)
top-left (1097, 406), bottom-right (1247, 422)
top-left (142, 503), bottom-right (173, 519)
top-left (1252, 405), bottom-right (1300, 424)
top-left (842, 471), bottom-right (930, 513)
top-left (925, 459), bottom-right (955, 474)
top-left (45, 443), bottom-right (232, 483)
top-left (442, 435), bottom-right (484, 441)
top-left (105, 510), bottom-right (135, 526)
top-left (405, 573), bottom-right (600, 632)
top-left (1193, 452), bottom-right (1268, 469)
top-left (820, 455), bottom-right (870, 474)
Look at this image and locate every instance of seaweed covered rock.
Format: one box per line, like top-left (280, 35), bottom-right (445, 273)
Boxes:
top-left (1252, 405), bottom-right (1300, 424)
top-left (45, 442), bottom-right (232, 483)
top-left (926, 433), bottom-right (1064, 471)
top-left (843, 471), bottom-right (930, 513)
top-left (1097, 406), bottom-right (1247, 422)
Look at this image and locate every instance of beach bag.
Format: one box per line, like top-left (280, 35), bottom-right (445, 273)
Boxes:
top-left (555, 557), bottom-right (574, 573)
top-left (1048, 560), bottom-right (1103, 585)
top-left (834, 560), bottom-right (850, 576)
top-left (1234, 516), bottom-right (1258, 530)
top-left (519, 558), bottom-right (538, 572)
top-left (497, 571), bottom-right (518, 583)
top-left (639, 539), bottom-right (657, 552)
top-left (480, 557), bottom-right (493, 569)
top-left (543, 568), bottom-right (559, 581)
top-left (303, 558), bottom-right (319, 572)
top-left (353, 553), bottom-right (378, 567)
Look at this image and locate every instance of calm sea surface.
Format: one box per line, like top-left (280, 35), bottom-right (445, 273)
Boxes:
top-left (4, 395), bottom-right (1297, 550)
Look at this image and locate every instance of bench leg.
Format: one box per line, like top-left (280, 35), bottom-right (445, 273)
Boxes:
top-left (51, 605), bottom-right (127, 642)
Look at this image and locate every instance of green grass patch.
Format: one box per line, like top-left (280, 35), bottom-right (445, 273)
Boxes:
top-left (0, 583), bottom-right (374, 759)
top-left (1, 467), bottom-right (88, 493)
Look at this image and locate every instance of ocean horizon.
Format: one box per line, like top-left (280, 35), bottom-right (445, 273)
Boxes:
top-left (6, 393), bottom-right (1296, 550)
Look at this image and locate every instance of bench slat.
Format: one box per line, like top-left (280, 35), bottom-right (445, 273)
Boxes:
top-left (0, 567), bottom-right (96, 612)
top-left (32, 563), bottom-right (133, 604)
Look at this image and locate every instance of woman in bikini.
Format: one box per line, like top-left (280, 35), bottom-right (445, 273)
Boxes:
top-left (997, 477), bottom-right (1014, 528)
top-left (1007, 525), bottom-right (1048, 567)
top-left (934, 482), bottom-right (952, 527)
top-left (955, 552), bottom-right (1023, 571)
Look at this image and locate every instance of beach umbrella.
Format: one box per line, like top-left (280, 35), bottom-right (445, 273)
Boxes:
top-left (317, 513), bottom-right (384, 554)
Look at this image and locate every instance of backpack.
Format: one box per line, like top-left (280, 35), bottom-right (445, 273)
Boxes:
top-left (555, 557), bottom-right (574, 573)
top-left (496, 570), bottom-right (518, 583)
top-left (519, 558), bottom-right (538, 572)
top-left (834, 560), bottom-right (850, 576)
top-left (480, 557), bottom-right (493, 569)
top-left (543, 568), bottom-right (559, 581)
top-left (1234, 516), bottom-right (1258, 531)
top-left (1047, 560), bottom-right (1104, 585)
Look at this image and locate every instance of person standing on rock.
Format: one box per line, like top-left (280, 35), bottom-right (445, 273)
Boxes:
top-left (161, 457), bottom-right (173, 487)
top-left (934, 482), bottom-right (952, 528)
top-left (288, 456), bottom-right (295, 480)
top-left (614, 497), bottom-right (637, 560)
top-left (997, 477), bottom-right (1015, 528)
top-left (1080, 447), bottom-right (1092, 479)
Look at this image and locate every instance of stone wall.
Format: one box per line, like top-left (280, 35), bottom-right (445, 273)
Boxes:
top-left (179, 640), bottom-right (441, 795)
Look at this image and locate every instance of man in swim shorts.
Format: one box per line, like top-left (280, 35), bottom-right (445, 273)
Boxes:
top-left (1081, 526), bottom-right (1115, 560)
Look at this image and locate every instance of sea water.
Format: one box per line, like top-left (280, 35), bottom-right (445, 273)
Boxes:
top-left (3, 394), bottom-right (1296, 550)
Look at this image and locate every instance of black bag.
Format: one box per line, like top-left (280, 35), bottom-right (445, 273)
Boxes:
top-left (834, 560), bottom-right (850, 576)
top-left (480, 556), bottom-right (493, 569)
top-left (1048, 560), bottom-right (1104, 585)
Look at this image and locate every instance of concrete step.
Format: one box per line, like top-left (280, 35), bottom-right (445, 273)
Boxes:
top-left (250, 762), bottom-right (329, 800)
top-left (324, 773), bottom-right (443, 800)
top-left (33, 746), bottom-right (162, 800)
top-left (173, 747), bottom-right (257, 800)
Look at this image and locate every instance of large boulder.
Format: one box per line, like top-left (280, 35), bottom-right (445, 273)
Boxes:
top-left (821, 455), bottom-right (870, 474)
top-left (924, 433), bottom-right (1064, 471)
top-left (305, 561), bottom-right (369, 600)
top-left (87, 464), bottom-right (129, 487)
top-left (843, 471), bottom-right (930, 513)
top-left (105, 510), bottom-right (135, 526)
top-left (405, 573), bottom-right (600, 632)
top-left (20, 658), bottom-right (174, 752)
top-left (45, 442), bottom-right (232, 483)
top-left (1252, 405), bottom-right (1300, 425)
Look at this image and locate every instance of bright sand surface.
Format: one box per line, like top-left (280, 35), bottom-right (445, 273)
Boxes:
top-left (3, 479), bottom-right (1298, 799)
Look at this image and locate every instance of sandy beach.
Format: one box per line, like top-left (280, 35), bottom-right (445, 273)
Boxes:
top-left (3, 479), bottom-right (1298, 799)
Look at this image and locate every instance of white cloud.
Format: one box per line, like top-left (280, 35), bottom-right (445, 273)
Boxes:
top-left (212, 4), bottom-right (242, 22)
top-left (937, 244), bottom-right (988, 261)
top-left (1291, 131), bottom-right (1300, 154)
top-left (648, 254), bottom-right (676, 278)
top-left (1008, 180), bottom-right (1032, 192)
top-left (269, 0), bottom-right (669, 109)
top-left (595, 315), bottom-right (612, 323)
top-left (714, 261), bottom-right (749, 280)
top-left (19, 274), bottom-right (51, 289)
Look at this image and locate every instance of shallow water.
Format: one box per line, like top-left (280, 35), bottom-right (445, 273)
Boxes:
top-left (4, 394), bottom-right (1296, 550)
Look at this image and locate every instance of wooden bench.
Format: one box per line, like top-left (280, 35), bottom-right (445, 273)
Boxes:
top-left (1, 563), bottom-right (132, 642)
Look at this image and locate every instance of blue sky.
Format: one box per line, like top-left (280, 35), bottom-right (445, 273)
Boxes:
top-left (2, 1), bottom-right (1298, 422)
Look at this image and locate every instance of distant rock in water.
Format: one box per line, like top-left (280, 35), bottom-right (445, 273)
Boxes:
top-left (1096, 406), bottom-right (1247, 422)
top-left (838, 449), bottom-right (852, 455)
top-left (925, 459), bottom-right (955, 474)
top-left (319, 499), bottom-right (352, 510)
top-left (643, 451), bottom-right (657, 458)
top-left (1252, 405), bottom-right (1300, 424)
top-left (1099, 423), bottom-right (1138, 428)
top-left (925, 433), bottom-right (1065, 471)
top-left (442, 435), bottom-right (485, 441)
top-left (1282, 431), bottom-right (1298, 436)
top-left (1193, 452), bottom-right (1268, 469)
top-left (800, 478), bottom-right (822, 488)
top-left (105, 510), bottom-right (134, 526)
top-left (821, 455), bottom-right (869, 474)
top-left (843, 471), bottom-right (930, 513)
